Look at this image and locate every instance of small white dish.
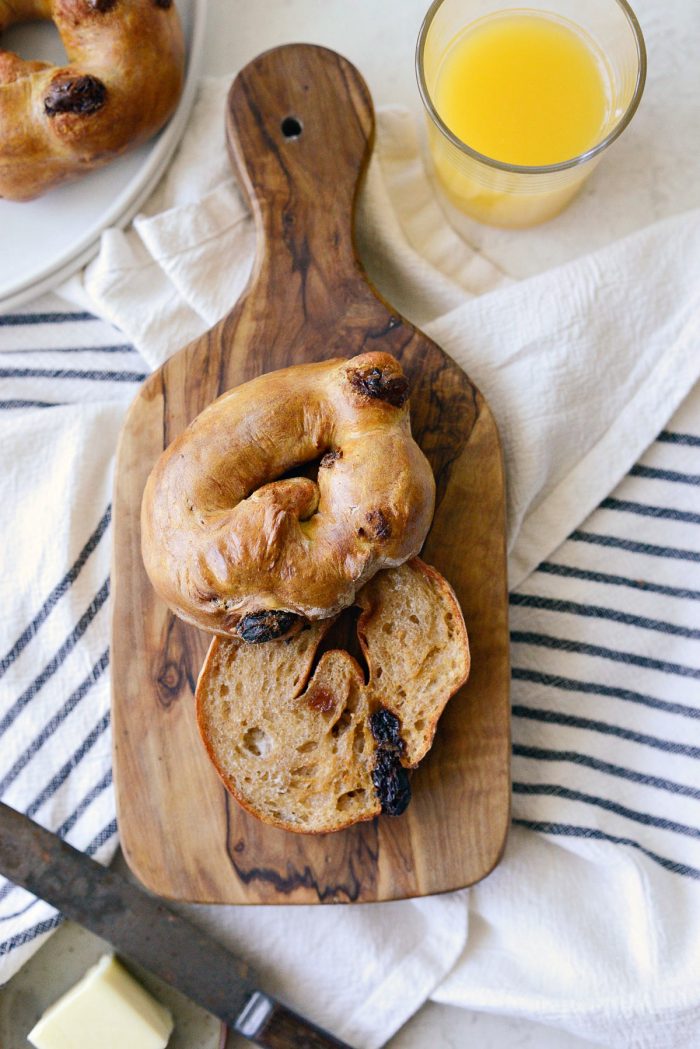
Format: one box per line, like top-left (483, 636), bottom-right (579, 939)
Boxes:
top-left (0, 0), bottom-right (207, 313)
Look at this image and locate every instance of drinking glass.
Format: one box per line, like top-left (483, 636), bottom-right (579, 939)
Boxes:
top-left (416, 0), bottom-right (647, 228)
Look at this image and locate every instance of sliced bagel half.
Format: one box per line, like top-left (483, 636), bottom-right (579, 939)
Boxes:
top-left (195, 558), bottom-right (469, 834)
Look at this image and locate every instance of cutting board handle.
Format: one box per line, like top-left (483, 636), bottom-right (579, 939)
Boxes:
top-left (226, 44), bottom-right (375, 294)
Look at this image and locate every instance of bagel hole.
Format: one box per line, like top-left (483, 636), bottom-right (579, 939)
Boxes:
top-left (1, 20), bottom-right (68, 66)
top-left (308, 606), bottom-right (370, 686)
top-left (281, 115), bottom-right (303, 139)
top-left (275, 451), bottom-right (331, 489)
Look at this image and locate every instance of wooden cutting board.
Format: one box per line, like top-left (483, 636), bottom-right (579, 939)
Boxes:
top-left (111, 43), bottom-right (511, 904)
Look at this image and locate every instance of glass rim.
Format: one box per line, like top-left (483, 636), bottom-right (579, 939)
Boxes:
top-left (415, 0), bottom-right (648, 175)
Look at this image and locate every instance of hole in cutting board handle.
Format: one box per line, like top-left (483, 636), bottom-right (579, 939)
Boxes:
top-left (281, 115), bottom-right (303, 139)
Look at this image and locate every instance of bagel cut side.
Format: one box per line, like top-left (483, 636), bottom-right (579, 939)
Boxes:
top-left (195, 558), bottom-right (470, 834)
top-left (141, 352), bottom-right (436, 642)
top-left (0, 0), bottom-right (184, 201)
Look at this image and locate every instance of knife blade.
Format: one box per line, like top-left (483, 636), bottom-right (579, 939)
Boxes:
top-left (0, 802), bottom-right (355, 1049)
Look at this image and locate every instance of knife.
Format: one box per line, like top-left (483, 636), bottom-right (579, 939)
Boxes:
top-left (0, 802), bottom-right (355, 1049)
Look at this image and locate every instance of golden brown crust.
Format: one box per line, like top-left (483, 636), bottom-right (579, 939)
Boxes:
top-left (141, 352), bottom-right (437, 638)
top-left (0, 0), bottom-right (184, 200)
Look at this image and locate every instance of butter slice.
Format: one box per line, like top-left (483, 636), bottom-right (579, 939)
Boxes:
top-left (28, 954), bottom-right (174, 1049)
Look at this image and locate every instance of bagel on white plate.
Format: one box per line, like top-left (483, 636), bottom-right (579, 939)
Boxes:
top-left (0, 0), bottom-right (184, 201)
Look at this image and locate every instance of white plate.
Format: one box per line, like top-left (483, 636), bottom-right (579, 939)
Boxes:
top-left (0, 0), bottom-right (207, 312)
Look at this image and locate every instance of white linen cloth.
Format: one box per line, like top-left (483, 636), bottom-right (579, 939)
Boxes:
top-left (0, 74), bottom-right (698, 1049)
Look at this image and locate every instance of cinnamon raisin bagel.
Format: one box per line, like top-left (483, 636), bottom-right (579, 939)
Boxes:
top-left (0, 0), bottom-right (184, 201)
top-left (141, 353), bottom-right (436, 643)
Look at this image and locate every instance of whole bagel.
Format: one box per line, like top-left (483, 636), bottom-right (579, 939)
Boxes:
top-left (0, 0), bottom-right (184, 201)
top-left (141, 353), bottom-right (436, 643)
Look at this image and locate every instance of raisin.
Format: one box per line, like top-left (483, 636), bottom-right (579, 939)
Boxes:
top-left (366, 508), bottom-right (391, 541)
top-left (44, 75), bottom-right (107, 116)
top-left (370, 707), bottom-right (403, 749)
top-left (90, 0), bottom-right (117, 10)
top-left (306, 687), bottom-right (336, 714)
top-left (236, 610), bottom-right (306, 644)
top-left (348, 367), bottom-right (409, 408)
top-left (154, 0), bottom-right (173, 7)
top-left (370, 707), bottom-right (411, 816)
top-left (320, 449), bottom-right (342, 468)
top-left (372, 749), bottom-right (411, 816)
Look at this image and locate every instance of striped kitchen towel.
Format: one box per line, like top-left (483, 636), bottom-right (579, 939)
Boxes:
top-left (433, 388), bottom-right (700, 1049)
top-left (1, 297), bottom-right (698, 1049)
top-left (0, 304), bottom-right (139, 977)
top-left (0, 94), bottom-right (699, 1048)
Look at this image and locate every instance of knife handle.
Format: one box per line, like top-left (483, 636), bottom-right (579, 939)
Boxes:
top-left (235, 992), bottom-right (356, 1049)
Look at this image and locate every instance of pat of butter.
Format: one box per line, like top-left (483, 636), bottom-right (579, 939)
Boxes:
top-left (28, 954), bottom-right (174, 1049)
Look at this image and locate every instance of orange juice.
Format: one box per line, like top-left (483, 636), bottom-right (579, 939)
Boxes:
top-left (420, 8), bottom-right (619, 227)
top-left (434, 12), bottom-right (610, 167)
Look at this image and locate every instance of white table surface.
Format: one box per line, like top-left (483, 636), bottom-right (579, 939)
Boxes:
top-left (201, 0), bottom-right (700, 279)
top-left (3, 1), bottom-right (699, 1046)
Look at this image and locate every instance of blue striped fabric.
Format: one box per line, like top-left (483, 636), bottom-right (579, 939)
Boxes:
top-left (0, 306), bottom-right (145, 407)
top-left (0, 296), bottom-right (698, 980)
top-left (511, 412), bottom-right (700, 883)
top-left (0, 300), bottom-right (136, 978)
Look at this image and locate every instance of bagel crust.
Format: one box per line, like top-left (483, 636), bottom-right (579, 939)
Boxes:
top-left (0, 0), bottom-right (184, 201)
top-left (141, 353), bottom-right (437, 640)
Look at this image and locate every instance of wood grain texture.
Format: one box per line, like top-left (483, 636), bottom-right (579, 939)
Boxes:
top-left (111, 43), bottom-right (511, 904)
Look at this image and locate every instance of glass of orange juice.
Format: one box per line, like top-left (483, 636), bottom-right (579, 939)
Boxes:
top-left (416, 0), bottom-right (646, 228)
